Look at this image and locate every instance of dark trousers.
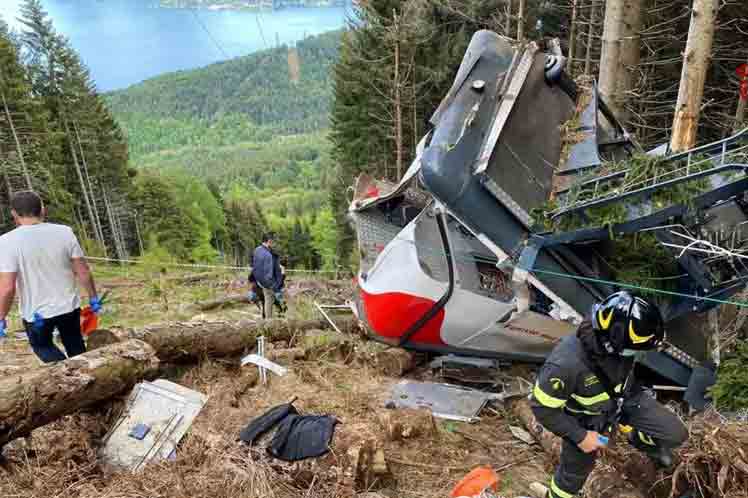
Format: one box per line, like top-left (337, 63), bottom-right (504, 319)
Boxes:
top-left (24, 309), bottom-right (86, 363)
top-left (550, 393), bottom-right (688, 498)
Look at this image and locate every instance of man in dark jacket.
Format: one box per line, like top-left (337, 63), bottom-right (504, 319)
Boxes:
top-left (252, 233), bottom-right (284, 319)
top-left (529, 291), bottom-right (687, 498)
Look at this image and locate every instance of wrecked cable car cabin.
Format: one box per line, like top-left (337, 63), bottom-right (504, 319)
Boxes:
top-left (349, 30), bottom-right (748, 392)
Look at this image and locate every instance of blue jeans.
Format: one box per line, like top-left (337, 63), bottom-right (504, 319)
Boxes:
top-left (24, 309), bottom-right (86, 363)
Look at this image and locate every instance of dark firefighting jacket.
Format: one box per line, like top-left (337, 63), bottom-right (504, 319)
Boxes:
top-left (529, 320), bottom-right (638, 444)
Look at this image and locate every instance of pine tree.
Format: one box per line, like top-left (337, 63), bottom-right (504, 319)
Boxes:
top-left (0, 22), bottom-right (71, 231)
top-left (329, 0), bottom-right (505, 267)
top-left (18, 0), bottom-right (131, 254)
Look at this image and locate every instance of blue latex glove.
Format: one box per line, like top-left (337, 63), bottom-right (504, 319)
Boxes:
top-left (247, 290), bottom-right (258, 303)
top-left (33, 312), bottom-right (45, 331)
top-left (90, 296), bottom-right (103, 314)
top-left (274, 291), bottom-right (284, 303)
top-left (0, 319), bottom-right (6, 339)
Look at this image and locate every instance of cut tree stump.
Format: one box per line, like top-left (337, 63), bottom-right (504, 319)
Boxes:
top-left (0, 339), bottom-right (159, 448)
top-left (89, 317), bottom-right (359, 362)
top-left (377, 408), bottom-right (436, 441)
top-left (511, 399), bottom-right (647, 498)
top-left (334, 422), bottom-right (392, 497)
top-left (358, 346), bottom-right (416, 377)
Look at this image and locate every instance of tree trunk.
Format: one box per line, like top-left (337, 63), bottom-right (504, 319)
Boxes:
top-left (517, 0), bottom-right (526, 42)
top-left (584, 1), bottom-right (598, 76)
top-left (0, 340), bottom-right (159, 448)
top-left (510, 399), bottom-right (648, 498)
top-left (505, 0), bottom-right (513, 38)
top-left (64, 118), bottom-right (104, 249)
top-left (670, 0), bottom-right (719, 152)
top-left (1, 89), bottom-right (32, 190)
top-left (73, 120), bottom-right (107, 256)
top-left (734, 60), bottom-right (748, 133)
top-left (617, 0), bottom-right (643, 124)
top-left (393, 9), bottom-right (403, 181)
top-left (93, 317), bottom-right (360, 362)
top-left (190, 293), bottom-right (249, 311)
top-left (568, 0), bottom-right (579, 76)
top-left (599, 0), bottom-right (625, 116)
top-left (735, 97), bottom-right (747, 133)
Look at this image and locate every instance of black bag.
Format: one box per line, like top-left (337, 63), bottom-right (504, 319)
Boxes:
top-left (239, 402), bottom-right (298, 445)
top-left (268, 414), bottom-right (338, 462)
top-left (239, 400), bottom-right (338, 462)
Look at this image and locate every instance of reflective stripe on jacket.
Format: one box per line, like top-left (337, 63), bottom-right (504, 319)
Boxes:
top-left (529, 320), bottom-right (636, 444)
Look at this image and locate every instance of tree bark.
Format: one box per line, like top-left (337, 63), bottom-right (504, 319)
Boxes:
top-left (93, 317), bottom-right (360, 362)
top-left (0, 340), bottom-right (159, 448)
top-left (584, 0), bottom-right (597, 76)
top-left (568, 0), bottom-right (579, 76)
top-left (190, 293), bottom-right (248, 311)
top-left (670, 0), bottom-right (719, 152)
top-left (617, 0), bottom-right (643, 124)
top-left (505, 0), bottom-right (513, 38)
top-left (166, 271), bottom-right (223, 285)
top-left (598, 0), bottom-right (625, 116)
top-left (517, 0), bottom-right (526, 42)
top-left (392, 9), bottom-right (403, 181)
top-left (734, 60), bottom-right (748, 133)
top-left (735, 97), bottom-right (747, 133)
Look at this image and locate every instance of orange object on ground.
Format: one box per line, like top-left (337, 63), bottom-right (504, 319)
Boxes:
top-left (450, 466), bottom-right (499, 497)
top-left (80, 306), bottom-right (98, 337)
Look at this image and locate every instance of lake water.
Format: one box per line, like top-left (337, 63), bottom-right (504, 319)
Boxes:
top-left (0, 0), bottom-right (348, 91)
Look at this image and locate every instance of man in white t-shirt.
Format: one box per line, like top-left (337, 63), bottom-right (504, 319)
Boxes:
top-left (0, 191), bottom-right (101, 362)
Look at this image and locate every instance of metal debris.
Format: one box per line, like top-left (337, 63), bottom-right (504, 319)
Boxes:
top-left (387, 380), bottom-right (502, 423)
top-left (99, 379), bottom-right (207, 472)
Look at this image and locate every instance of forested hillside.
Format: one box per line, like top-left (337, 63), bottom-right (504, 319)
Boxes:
top-left (1, 2), bottom-right (342, 270)
top-left (103, 30), bottom-right (342, 269)
top-left (107, 31), bottom-right (339, 159)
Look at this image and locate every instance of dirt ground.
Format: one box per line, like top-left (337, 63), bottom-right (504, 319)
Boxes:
top-left (0, 267), bottom-right (550, 498)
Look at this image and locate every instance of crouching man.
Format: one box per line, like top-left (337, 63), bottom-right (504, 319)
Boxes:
top-left (529, 291), bottom-right (688, 498)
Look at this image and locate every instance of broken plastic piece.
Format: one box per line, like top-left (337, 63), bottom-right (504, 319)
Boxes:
top-left (450, 466), bottom-right (499, 498)
top-left (240, 353), bottom-right (288, 376)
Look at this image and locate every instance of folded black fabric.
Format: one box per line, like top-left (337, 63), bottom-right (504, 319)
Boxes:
top-left (239, 402), bottom-right (298, 445)
top-left (268, 414), bottom-right (338, 462)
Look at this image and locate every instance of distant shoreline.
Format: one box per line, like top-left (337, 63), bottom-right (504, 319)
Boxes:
top-left (159, 1), bottom-right (352, 11)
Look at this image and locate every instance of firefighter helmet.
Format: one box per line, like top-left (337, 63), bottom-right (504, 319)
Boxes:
top-left (591, 291), bottom-right (665, 353)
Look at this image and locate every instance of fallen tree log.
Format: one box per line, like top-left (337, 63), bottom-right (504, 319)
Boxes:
top-left (0, 340), bottom-right (159, 448)
top-left (167, 271), bottom-right (224, 285)
top-left (89, 317), bottom-right (359, 362)
top-left (511, 399), bottom-right (648, 498)
top-left (189, 294), bottom-right (247, 311)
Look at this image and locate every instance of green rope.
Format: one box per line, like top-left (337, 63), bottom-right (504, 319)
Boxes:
top-left (531, 267), bottom-right (748, 309)
top-left (364, 231), bottom-right (748, 308)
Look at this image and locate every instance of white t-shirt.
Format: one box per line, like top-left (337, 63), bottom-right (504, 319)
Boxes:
top-left (0, 223), bottom-right (84, 321)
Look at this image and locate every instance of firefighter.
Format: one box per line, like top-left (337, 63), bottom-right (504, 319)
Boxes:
top-left (529, 291), bottom-right (687, 498)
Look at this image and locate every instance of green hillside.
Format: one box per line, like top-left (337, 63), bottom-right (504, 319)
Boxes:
top-left (106, 30), bottom-right (340, 160)
top-left (105, 30), bottom-right (342, 269)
